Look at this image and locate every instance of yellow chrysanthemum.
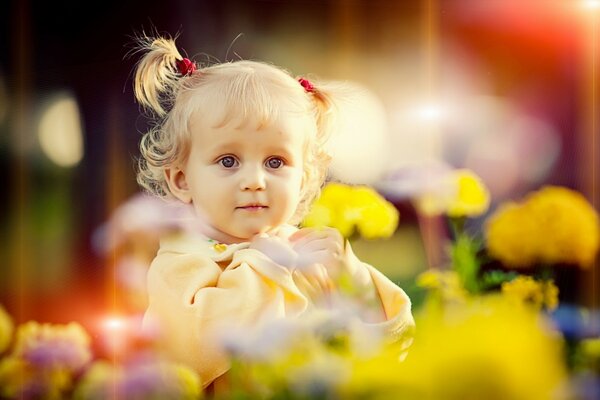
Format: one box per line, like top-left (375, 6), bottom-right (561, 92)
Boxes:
top-left (485, 202), bottom-right (539, 268)
top-left (302, 182), bottom-right (399, 239)
top-left (486, 186), bottom-right (600, 268)
top-left (416, 169), bottom-right (490, 218)
top-left (501, 276), bottom-right (559, 311)
top-left (0, 304), bottom-right (14, 354)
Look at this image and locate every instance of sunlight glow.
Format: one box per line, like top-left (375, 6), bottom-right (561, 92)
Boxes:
top-left (103, 316), bottom-right (127, 332)
top-left (583, 0), bottom-right (600, 9)
top-left (415, 103), bottom-right (445, 122)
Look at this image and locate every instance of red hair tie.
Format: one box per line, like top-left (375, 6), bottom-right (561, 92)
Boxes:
top-left (298, 77), bottom-right (315, 93)
top-left (176, 58), bottom-right (196, 76)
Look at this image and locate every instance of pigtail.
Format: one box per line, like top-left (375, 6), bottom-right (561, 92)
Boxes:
top-left (293, 78), bottom-right (387, 223)
top-left (133, 35), bottom-right (185, 118)
top-left (306, 80), bottom-right (390, 189)
top-left (132, 34), bottom-right (192, 198)
top-left (292, 79), bottom-right (338, 222)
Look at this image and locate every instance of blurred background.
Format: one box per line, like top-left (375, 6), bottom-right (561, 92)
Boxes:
top-left (0, 0), bottom-right (598, 342)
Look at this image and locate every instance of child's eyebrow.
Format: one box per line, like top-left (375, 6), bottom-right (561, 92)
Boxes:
top-left (264, 144), bottom-right (298, 158)
top-left (206, 141), bottom-right (241, 155)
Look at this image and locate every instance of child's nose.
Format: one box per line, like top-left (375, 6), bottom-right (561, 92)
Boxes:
top-left (240, 164), bottom-right (266, 191)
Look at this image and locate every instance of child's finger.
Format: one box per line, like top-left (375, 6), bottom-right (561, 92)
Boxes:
top-left (292, 270), bottom-right (321, 301)
top-left (293, 234), bottom-right (343, 254)
top-left (290, 226), bottom-right (338, 242)
top-left (291, 230), bottom-right (335, 249)
top-left (289, 228), bottom-right (316, 242)
top-left (305, 262), bottom-right (331, 293)
top-left (293, 237), bottom-right (331, 252)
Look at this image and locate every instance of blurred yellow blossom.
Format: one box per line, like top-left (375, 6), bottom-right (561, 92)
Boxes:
top-left (12, 321), bottom-right (92, 372)
top-left (73, 359), bottom-right (202, 399)
top-left (0, 357), bottom-right (30, 399)
top-left (416, 270), bottom-right (468, 303)
top-left (345, 296), bottom-right (567, 399)
top-left (543, 281), bottom-right (560, 311)
top-left (0, 356), bottom-right (72, 399)
top-left (302, 182), bottom-right (399, 239)
top-left (353, 187), bottom-right (399, 239)
top-left (580, 338), bottom-right (600, 359)
top-left (224, 309), bottom-right (413, 399)
top-left (0, 322), bottom-right (93, 400)
top-left (576, 338), bottom-right (600, 372)
top-left (501, 276), bottom-right (559, 311)
top-left (416, 169), bottom-right (490, 218)
top-left (0, 304), bottom-right (13, 354)
top-left (486, 186), bottom-right (600, 268)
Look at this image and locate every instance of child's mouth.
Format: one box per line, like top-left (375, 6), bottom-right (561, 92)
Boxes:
top-left (237, 205), bottom-right (268, 211)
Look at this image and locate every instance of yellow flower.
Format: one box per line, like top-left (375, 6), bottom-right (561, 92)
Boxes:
top-left (485, 202), bottom-right (539, 267)
top-left (0, 356), bottom-right (72, 399)
top-left (486, 186), bottom-right (600, 268)
top-left (72, 361), bottom-right (113, 399)
top-left (416, 169), bottom-right (490, 218)
top-left (447, 169), bottom-right (491, 218)
top-left (0, 304), bottom-right (13, 354)
top-left (579, 338), bottom-right (600, 359)
top-left (73, 359), bottom-right (202, 399)
top-left (0, 320), bottom-right (88, 399)
top-left (354, 188), bottom-right (399, 239)
top-left (501, 276), bottom-right (559, 311)
top-left (543, 281), bottom-right (560, 311)
top-left (12, 321), bottom-right (92, 372)
top-left (0, 357), bottom-right (30, 398)
top-left (302, 182), bottom-right (399, 239)
top-left (416, 270), bottom-right (468, 302)
top-left (345, 296), bottom-right (567, 399)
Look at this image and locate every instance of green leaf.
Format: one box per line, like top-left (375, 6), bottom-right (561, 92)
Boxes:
top-left (480, 270), bottom-right (519, 290)
top-left (450, 233), bottom-right (482, 294)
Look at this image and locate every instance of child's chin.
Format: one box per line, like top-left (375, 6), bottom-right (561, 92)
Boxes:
top-left (235, 226), bottom-right (271, 240)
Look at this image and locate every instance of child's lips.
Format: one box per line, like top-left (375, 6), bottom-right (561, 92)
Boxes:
top-left (237, 204), bottom-right (268, 211)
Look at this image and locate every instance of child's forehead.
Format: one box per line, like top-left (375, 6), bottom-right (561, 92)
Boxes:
top-left (190, 102), bottom-right (313, 134)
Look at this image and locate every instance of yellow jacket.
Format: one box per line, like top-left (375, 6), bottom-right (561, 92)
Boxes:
top-left (144, 227), bottom-right (414, 389)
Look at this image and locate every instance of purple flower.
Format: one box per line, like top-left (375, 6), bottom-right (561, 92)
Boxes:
top-left (12, 321), bottom-right (92, 372)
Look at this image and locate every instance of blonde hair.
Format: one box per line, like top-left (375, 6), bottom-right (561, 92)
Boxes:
top-left (133, 34), bottom-right (343, 223)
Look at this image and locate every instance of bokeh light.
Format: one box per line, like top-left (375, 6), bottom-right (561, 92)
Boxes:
top-left (415, 102), bottom-right (445, 122)
top-left (325, 82), bottom-right (389, 184)
top-left (37, 92), bottom-right (84, 167)
top-left (583, 0), bottom-right (600, 10)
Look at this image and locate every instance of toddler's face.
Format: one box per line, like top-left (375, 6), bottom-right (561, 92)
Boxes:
top-left (170, 114), bottom-right (306, 243)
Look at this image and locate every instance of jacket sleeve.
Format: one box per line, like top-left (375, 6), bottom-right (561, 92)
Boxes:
top-left (338, 241), bottom-right (415, 342)
top-left (143, 248), bottom-right (309, 388)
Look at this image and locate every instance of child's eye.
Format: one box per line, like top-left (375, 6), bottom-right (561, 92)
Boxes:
top-left (218, 156), bottom-right (238, 168)
top-left (265, 157), bottom-right (284, 169)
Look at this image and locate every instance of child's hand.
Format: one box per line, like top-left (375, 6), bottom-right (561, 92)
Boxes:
top-left (289, 227), bottom-right (345, 278)
top-left (249, 234), bottom-right (297, 269)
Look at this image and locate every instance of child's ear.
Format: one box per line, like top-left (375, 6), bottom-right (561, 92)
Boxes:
top-left (165, 166), bottom-right (192, 203)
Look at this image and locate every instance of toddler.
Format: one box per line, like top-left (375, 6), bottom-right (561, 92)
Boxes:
top-left (133, 35), bottom-right (414, 392)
